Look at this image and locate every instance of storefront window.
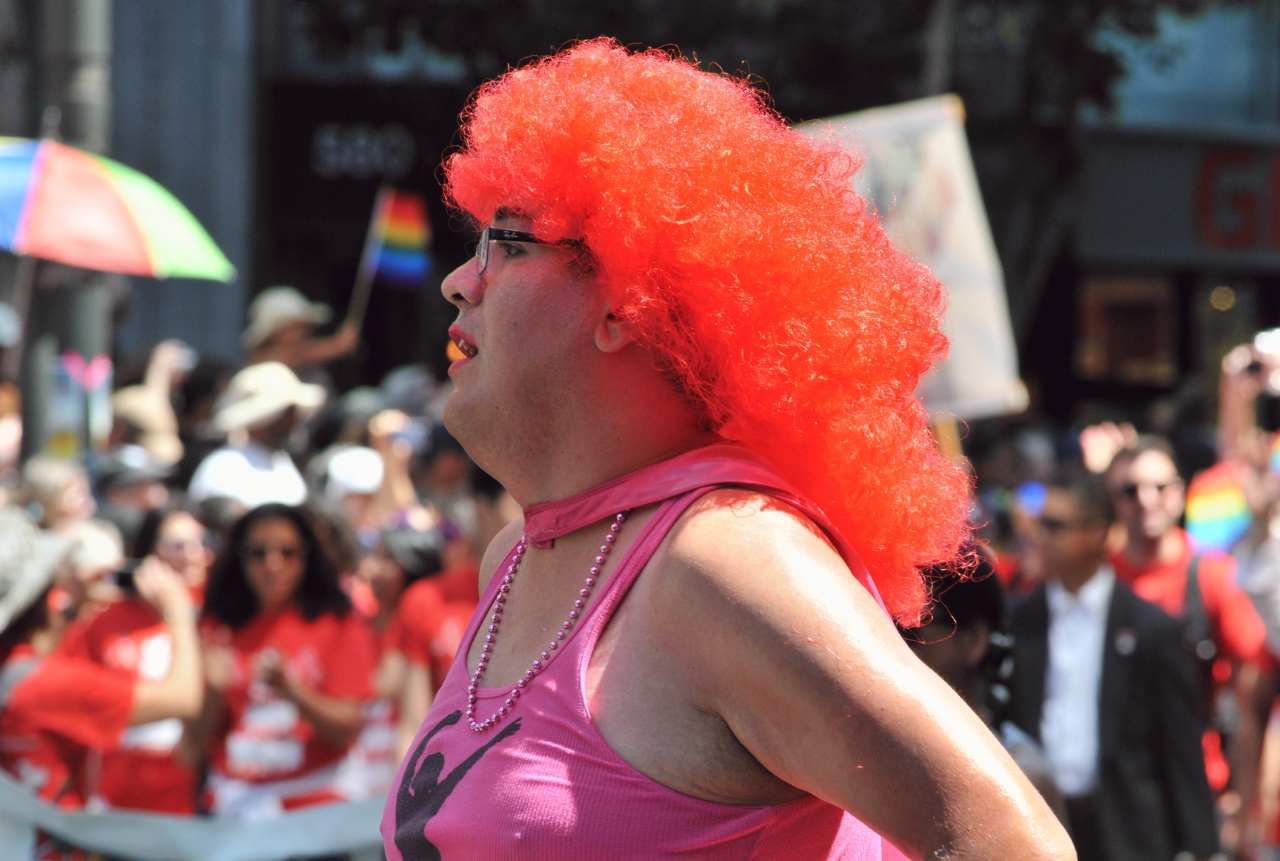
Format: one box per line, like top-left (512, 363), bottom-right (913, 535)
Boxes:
top-left (1076, 276), bottom-right (1177, 386)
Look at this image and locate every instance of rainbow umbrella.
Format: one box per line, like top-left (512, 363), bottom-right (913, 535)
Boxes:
top-left (0, 137), bottom-right (234, 281)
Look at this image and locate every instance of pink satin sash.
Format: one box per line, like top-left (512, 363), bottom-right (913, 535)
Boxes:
top-left (521, 443), bottom-right (884, 608)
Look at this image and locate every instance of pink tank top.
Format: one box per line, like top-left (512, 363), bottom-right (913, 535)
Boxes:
top-left (380, 445), bottom-right (891, 860)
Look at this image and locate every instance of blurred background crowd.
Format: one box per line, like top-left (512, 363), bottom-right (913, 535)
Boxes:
top-left (0, 291), bottom-right (520, 832)
top-left (5, 2), bottom-right (1280, 860)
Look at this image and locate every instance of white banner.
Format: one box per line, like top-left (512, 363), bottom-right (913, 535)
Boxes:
top-left (796, 95), bottom-right (1028, 421)
top-left (0, 771), bottom-right (383, 861)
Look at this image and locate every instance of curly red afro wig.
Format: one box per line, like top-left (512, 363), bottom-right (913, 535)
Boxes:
top-left (445, 39), bottom-right (970, 621)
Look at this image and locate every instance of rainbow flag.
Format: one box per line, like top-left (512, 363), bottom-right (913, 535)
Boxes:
top-left (1185, 461), bottom-right (1252, 552)
top-left (1268, 434), bottom-right (1280, 476)
top-left (366, 187), bottom-right (432, 288)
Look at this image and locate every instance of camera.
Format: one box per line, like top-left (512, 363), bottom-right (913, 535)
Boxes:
top-left (113, 559), bottom-right (142, 595)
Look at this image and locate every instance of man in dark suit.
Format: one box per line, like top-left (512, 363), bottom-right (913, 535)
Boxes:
top-left (1008, 468), bottom-right (1218, 861)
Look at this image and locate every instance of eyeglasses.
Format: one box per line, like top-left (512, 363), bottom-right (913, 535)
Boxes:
top-left (1038, 516), bottom-right (1101, 534)
top-left (1117, 481), bottom-right (1180, 499)
top-left (156, 537), bottom-right (210, 554)
top-left (242, 544), bottom-right (305, 563)
top-left (475, 226), bottom-right (580, 274)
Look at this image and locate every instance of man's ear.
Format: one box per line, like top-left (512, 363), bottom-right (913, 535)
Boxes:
top-left (594, 306), bottom-right (634, 354)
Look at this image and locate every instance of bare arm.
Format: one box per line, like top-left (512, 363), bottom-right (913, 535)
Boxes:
top-left (368, 410), bottom-right (434, 527)
top-left (178, 640), bottom-right (235, 769)
top-left (661, 493), bottom-right (1074, 861)
top-left (253, 322), bottom-right (359, 371)
top-left (1229, 662), bottom-right (1278, 857)
top-left (396, 659), bottom-right (434, 761)
top-left (131, 558), bottom-right (203, 724)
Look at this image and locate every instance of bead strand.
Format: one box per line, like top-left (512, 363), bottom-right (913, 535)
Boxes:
top-left (466, 512), bottom-right (627, 731)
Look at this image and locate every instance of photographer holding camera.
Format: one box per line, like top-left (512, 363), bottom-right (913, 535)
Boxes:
top-left (0, 509), bottom-right (203, 810)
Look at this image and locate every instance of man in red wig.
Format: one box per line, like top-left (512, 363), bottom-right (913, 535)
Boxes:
top-left (381, 40), bottom-right (1072, 861)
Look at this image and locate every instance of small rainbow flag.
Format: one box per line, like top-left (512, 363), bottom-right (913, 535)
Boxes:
top-left (1185, 461), bottom-right (1252, 552)
top-left (367, 187), bottom-right (432, 287)
top-left (346, 186), bottom-right (433, 326)
top-left (1268, 434), bottom-right (1280, 476)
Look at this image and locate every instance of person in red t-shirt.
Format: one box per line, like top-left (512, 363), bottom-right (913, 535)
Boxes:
top-left (394, 568), bottom-right (477, 699)
top-left (55, 500), bottom-right (214, 813)
top-left (349, 527), bottom-right (446, 783)
top-left (1104, 435), bottom-right (1274, 848)
top-left (0, 508), bottom-right (203, 810)
top-left (191, 503), bottom-right (377, 819)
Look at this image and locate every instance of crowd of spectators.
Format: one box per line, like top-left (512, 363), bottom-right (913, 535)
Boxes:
top-left (908, 334), bottom-right (1280, 861)
top-left (0, 288), bottom-right (515, 845)
top-left (11, 286), bottom-right (1280, 861)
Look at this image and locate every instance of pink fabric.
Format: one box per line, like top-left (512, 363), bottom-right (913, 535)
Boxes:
top-left (381, 446), bottom-right (886, 860)
top-left (522, 445), bottom-right (883, 607)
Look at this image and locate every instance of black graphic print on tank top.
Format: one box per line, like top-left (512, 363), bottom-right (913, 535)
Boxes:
top-left (393, 710), bottom-right (524, 861)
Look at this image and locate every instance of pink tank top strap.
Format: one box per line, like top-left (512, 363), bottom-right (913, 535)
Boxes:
top-left (521, 444), bottom-right (884, 610)
top-left (582, 486), bottom-right (717, 640)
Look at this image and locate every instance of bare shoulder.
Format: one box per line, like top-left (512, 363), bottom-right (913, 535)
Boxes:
top-left (646, 487), bottom-right (912, 714)
top-left (643, 488), bottom-right (1070, 859)
top-left (658, 487), bottom-right (890, 635)
top-left (478, 517), bottom-right (526, 597)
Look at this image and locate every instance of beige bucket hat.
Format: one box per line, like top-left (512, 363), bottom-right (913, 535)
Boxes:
top-left (242, 286), bottom-right (332, 350)
top-left (0, 508), bottom-right (73, 635)
top-left (213, 362), bottom-right (326, 433)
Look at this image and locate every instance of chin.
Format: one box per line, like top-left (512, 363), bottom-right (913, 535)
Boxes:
top-left (441, 388), bottom-right (482, 455)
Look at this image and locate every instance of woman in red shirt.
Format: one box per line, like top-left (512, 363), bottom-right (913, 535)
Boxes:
top-left (55, 500), bottom-right (215, 813)
top-left (193, 503), bottom-right (377, 819)
top-left (0, 509), bottom-right (202, 810)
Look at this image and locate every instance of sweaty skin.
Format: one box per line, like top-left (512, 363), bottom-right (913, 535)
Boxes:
top-left (446, 216), bottom-right (1074, 861)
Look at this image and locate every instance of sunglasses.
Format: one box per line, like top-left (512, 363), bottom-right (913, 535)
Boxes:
top-left (242, 544), bottom-right (305, 563)
top-left (1117, 481), bottom-right (1180, 498)
top-left (156, 536), bottom-right (213, 554)
top-left (475, 226), bottom-right (582, 274)
top-left (1038, 516), bottom-right (1102, 534)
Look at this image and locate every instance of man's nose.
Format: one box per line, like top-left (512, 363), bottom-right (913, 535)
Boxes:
top-left (441, 260), bottom-right (480, 309)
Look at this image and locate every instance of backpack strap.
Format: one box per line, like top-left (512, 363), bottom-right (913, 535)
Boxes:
top-left (1184, 555), bottom-right (1216, 663)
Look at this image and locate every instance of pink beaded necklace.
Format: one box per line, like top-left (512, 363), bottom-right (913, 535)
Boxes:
top-left (466, 511), bottom-right (628, 732)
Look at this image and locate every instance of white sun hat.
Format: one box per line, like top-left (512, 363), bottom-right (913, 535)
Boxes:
top-left (325, 446), bottom-right (385, 501)
top-left (242, 286), bottom-right (333, 350)
top-left (213, 362), bottom-right (326, 433)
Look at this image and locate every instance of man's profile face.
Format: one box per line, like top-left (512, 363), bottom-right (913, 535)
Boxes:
top-left (1107, 450), bottom-right (1184, 543)
top-left (440, 211), bottom-right (601, 459)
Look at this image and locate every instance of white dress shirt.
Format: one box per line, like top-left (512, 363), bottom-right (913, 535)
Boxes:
top-left (1041, 565), bottom-right (1115, 797)
top-left (1236, 535), bottom-right (1280, 656)
top-left (188, 441), bottom-right (307, 508)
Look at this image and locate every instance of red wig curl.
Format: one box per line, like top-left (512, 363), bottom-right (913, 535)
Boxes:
top-left (445, 39), bottom-right (970, 621)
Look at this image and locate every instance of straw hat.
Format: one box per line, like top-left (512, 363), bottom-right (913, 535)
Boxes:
top-left (242, 286), bottom-right (332, 350)
top-left (213, 362), bottom-right (326, 433)
top-left (0, 508), bottom-right (72, 634)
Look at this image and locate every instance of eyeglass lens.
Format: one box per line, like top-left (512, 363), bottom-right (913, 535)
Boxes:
top-left (476, 226), bottom-right (491, 274)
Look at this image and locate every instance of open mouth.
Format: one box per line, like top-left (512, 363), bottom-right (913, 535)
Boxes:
top-left (449, 330), bottom-right (478, 360)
